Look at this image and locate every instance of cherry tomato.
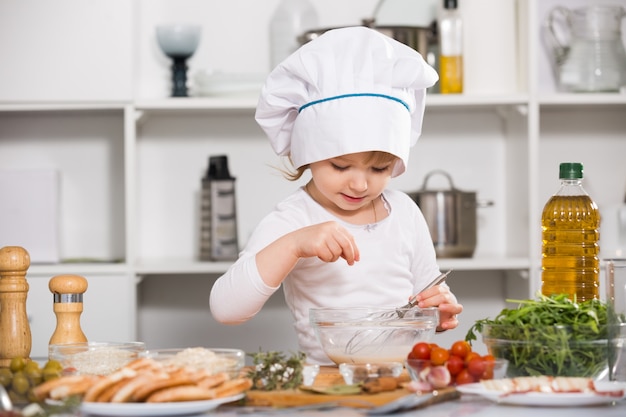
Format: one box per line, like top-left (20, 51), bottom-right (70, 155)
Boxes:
top-left (481, 367), bottom-right (494, 380)
top-left (464, 351), bottom-right (481, 364)
top-left (411, 342), bottom-right (432, 360)
top-left (450, 340), bottom-right (471, 359)
top-left (467, 357), bottom-right (487, 377)
top-left (455, 368), bottom-right (475, 385)
top-left (480, 355), bottom-right (497, 380)
top-left (482, 354), bottom-right (496, 363)
top-left (446, 354), bottom-right (464, 376)
top-left (430, 347), bottom-right (450, 366)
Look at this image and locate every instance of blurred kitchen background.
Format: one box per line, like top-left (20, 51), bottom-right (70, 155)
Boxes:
top-left (1, 0), bottom-right (625, 360)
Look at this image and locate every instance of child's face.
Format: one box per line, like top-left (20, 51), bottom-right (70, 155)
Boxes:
top-left (309, 152), bottom-right (395, 217)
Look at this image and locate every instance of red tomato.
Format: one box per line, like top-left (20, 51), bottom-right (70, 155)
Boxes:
top-left (467, 357), bottom-right (487, 377)
top-left (480, 355), bottom-right (497, 380)
top-left (481, 367), bottom-right (494, 380)
top-left (482, 354), bottom-right (496, 362)
top-left (430, 347), bottom-right (450, 366)
top-left (411, 342), bottom-right (432, 360)
top-left (464, 351), bottom-right (481, 364)
top-left (455, 368), bottom-right (475, 385)
top-left (446, 354), bottom-right (464, 376)
top-left (450, 340), bottom-right (471, 359)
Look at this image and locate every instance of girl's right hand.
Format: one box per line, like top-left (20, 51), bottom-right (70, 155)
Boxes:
top-left (292, 221), bottom-right (360, 265)
top-left (256, 221), bottom-right (360, 288)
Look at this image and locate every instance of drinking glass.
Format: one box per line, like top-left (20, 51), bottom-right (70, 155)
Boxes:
top-left (606, 259), bottom-right (626, 382)
top-left (156, 24), bottom-right (201, 97)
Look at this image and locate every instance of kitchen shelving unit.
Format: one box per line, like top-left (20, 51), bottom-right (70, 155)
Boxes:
top-left (1, 0), bottom-right (625, 356)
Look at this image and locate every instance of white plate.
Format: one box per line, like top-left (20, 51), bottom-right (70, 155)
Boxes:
top-left (80, 393), bottom-right (244, 416)
top-left (191, 71), bottom-right (264, 97)
top-left (457, 381), bottom-right (626, 407)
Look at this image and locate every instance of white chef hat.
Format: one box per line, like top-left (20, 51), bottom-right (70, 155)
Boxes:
top-left (255, 26), bottom-right (438, 177)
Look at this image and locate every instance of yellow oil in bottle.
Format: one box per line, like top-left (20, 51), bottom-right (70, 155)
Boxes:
top-left (541, 194), bottom-right (600, 301)
top-left (439, 55), bottom-right (463, 94)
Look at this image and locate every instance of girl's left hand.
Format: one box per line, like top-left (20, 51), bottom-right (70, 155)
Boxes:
top-left (413, 284), bottom-right (463, 332)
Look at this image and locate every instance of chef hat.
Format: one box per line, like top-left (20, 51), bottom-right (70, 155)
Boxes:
top-left (255, 26), bottom-right (438, 177)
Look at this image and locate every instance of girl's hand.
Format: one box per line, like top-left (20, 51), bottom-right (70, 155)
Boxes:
top-left (291, 221), bottom-right (360, 265)
top-left (256, 221), bottom-right (359, 288)
top-left (413, 284), bottom-right (463, 332)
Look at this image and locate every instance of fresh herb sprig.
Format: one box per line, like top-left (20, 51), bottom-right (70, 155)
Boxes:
top-left (247, 350), bottom-right (306, 391)
top-left (466, 293), bottom-right (611, 377)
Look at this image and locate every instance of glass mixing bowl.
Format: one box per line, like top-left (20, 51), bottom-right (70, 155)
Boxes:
top-left (310, 306), bottom-right (439, 365)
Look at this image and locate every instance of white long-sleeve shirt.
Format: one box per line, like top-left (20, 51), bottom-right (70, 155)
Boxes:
top-left (209, 187), bottom-right (441, 364)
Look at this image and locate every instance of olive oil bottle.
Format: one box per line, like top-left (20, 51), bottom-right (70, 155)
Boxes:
top-left (541, 162), bottom-right (600, 301)
top-left (438, 0), bottom-right (463, 94)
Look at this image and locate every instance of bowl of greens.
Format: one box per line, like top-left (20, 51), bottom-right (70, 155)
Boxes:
top-left (466, 294), bottom-right (611, 379)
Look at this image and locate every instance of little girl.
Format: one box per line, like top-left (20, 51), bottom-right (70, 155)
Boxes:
top-left (210, 26), bottom-right (463, 365)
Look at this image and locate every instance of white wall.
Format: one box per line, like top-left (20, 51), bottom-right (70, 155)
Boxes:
top-left (0, 0), bottom-right (133, 101)
top-left (0, 0), bottom-right (522, 101)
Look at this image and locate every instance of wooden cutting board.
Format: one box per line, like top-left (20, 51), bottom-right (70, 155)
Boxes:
top-left (243, 366), bottom-right (458, 409)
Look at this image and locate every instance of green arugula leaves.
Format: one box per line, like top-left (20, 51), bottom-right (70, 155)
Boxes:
top-left (466, 294), bottom-right (611, 378)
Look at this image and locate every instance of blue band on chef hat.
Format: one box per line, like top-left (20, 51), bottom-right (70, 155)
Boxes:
top-left (298, 93), bottom-right (410, 113)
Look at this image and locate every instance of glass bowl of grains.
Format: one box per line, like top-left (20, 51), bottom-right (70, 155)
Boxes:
top-left (140, 347), bottom-right (245, 377)
top-left (48, 341), bottom-right (146, 376)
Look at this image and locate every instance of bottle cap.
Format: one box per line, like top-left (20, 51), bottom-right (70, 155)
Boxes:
top-left (206, 155), bottom-right (234, 180)
top-left (444, 0), bottom-right (458, 9)
top-left (559, 162), bottom-right (583, 179)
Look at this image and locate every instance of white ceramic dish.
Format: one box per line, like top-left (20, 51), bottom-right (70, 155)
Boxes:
top-left (339, 362), bottom-right (403, 385)
top-left (192, 71), bottom-right (264, 97)
top-left (457, 381), bottom-right (626, 407)
top-left (80, 393), bottom-right (244, 416)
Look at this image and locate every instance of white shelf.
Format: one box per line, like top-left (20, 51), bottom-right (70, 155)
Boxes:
top-left (133, 94), bottom-right (532, 114)
top-left (134, 259), bottom-right (233, 275)
top-left (4, 93), bottom-right (623, 115)
top-left (538, 93), bottom-right (626, 106)
top-left (27, 262), bottom-right (129, 277)
top-left (131, 256), bottom-right (532, 277)
top-left (426, 94), bottom-right (529, 108)
top-left (135, 97), bottom-right (258, 113)
top-left (438, 257), bottom-right (531, 272)
top-left (0, 102), bottom-right (128, 112)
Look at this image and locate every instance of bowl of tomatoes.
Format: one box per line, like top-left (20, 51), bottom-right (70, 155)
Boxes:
top-left (405, 340), bottom-right (508, 390)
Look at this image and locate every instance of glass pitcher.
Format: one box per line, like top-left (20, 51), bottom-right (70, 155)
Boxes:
top-left (544, 5), bottom-right (626, 92)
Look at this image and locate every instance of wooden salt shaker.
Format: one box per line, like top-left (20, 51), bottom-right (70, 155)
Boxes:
top-left (0, 246), bottom-right (32, 367)
top-left (49, 274), bottom-right (88, 345)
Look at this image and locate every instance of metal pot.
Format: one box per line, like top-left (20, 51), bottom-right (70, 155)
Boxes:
top-left (298, 21), bottom-right (437, 58)
top-left (408, 170), bottom-right (493, 258)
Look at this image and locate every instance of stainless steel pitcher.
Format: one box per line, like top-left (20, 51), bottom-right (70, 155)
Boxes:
top-left (544, 5), bottom-right (626, 92)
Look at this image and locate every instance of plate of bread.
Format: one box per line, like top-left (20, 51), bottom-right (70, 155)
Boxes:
top-left (33, 348), bottom-right (252, 416)
top-left (80, 393), bottom-right (245, 416)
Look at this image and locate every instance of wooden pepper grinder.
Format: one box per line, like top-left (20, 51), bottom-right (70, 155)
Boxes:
top-left (0, 246), bottom-right (32, 367)
top-left (49, 274), bottom-right (88, 345)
